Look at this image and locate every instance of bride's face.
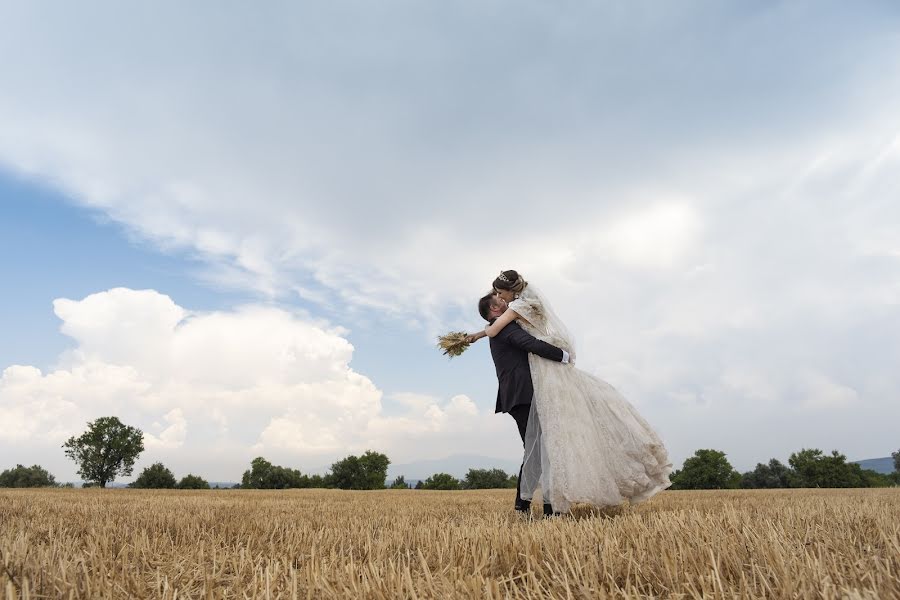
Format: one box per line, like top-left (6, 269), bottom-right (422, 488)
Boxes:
top-left (494, 288), bottom-right (515, 303)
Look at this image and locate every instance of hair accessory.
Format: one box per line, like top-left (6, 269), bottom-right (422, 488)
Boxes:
top-left (497, 272), bottom-right (511, 283)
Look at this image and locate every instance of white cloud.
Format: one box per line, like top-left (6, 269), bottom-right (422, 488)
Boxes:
top-left (0, 289), bottom-right (509, 480)
top-left (3, 3), bottom-right (896, 320)
top-left (145, 408), bottom-right (187, 450)
top-left (601, 202), bottom-right (701, 269)
top-left (796, 372), bottom-right (859, 411)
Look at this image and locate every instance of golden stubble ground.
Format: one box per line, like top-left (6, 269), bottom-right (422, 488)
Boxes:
top-left (1, 487), bottom-right (898, 599)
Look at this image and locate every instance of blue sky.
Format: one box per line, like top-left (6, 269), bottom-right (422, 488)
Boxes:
top-left (0, 172), bottom-right (242, 368)
top-left (1, 1), bottom-right (899, 481)
top-left (0, 169), bottom-right (496, 406)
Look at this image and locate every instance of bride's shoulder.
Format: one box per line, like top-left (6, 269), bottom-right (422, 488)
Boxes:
top-left (509, 288), bottom-right (544, 318)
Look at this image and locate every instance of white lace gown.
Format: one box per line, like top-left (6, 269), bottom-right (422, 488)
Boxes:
top-left (512, 285), bottom-right (672, 512)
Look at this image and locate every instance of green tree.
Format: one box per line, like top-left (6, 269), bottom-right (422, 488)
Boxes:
top-left (670, 449), bottom-right (741, 490)
top-left (892, 449), bottom-right (900, 474)
top-left (242, 457), bottom-right (275, 488)
top-left (390, 475), bottom-right (409, 489)
top-left (62, 416), bottom-right (144, 488)
top-left (857, 468), bottom-right (892, 488)
top-left (327, 450), bottom-right (390, 490)
top-left (241, 457), bottom-right (306, 489)
top-left (129, 462), bottom-right (177, 489)
top-left (0, 464), bottom-right (57, 488)
top-left (740, 459), bottom-right (793, 489)
top-left (463, 468), bottom-right (514, 489)
top-left (177, 474), bottom-right (210, 489)
top-left (414, 480), bottom-right (424, 489)
top-left (421, 473), bottom-right (461, 490)
top-left (788, 448), bottom-right (865, 488)
top-left (358, 451), bottom-right (391, 489)
top-left (325, 455), bottom-right (361, 489)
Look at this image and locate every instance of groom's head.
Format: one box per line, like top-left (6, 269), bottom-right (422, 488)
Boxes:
top-left (479, 292), bottom-right (507, 322)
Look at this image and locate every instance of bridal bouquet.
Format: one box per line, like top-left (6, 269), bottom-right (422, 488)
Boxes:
top-left (437, 331), bottom-right (470, 358)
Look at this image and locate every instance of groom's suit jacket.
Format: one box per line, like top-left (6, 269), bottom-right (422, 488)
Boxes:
top-left (489, 319), bottom-right (565, 414)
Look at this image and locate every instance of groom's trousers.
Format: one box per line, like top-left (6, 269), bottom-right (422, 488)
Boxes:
top-left (509, 404), bottom-right (530, 508)
top-left (509, 403), bottom-right (553, 515)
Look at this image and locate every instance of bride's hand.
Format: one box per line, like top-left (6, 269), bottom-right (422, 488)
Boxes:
top-left (465, 331), bottom-right (485, 344)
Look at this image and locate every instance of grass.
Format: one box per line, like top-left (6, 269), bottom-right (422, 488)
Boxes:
top-left (1, 487), bottom-right (898, 598)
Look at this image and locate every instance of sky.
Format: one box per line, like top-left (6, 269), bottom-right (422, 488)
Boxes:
top-left (1, 1), bottom-right (899, 482)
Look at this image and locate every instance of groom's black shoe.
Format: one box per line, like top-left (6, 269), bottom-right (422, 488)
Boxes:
top-left (542, 503), bottom-right (564, 518)
top-left (515, 500), bottom-right (531, 514)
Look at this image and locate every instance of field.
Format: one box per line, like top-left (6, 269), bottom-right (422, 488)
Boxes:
top-left (1, 488), bottom-right (898, 599)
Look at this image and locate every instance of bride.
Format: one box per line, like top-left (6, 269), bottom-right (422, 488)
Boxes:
top-left (470, 270), bottom-right (671, 512)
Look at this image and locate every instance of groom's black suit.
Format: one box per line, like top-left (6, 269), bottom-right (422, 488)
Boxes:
top-left (488, 319), bottom-right (565, 512)
top-left (490, 320), bottom-right (564, 413)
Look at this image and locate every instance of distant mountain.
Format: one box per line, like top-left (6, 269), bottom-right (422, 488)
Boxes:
top-left (387, 453), bottom-right (520, 480)
top-left (852, 457), bottom-right (895, 475)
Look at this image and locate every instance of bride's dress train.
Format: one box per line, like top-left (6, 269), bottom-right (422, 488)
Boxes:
top-left (512, 286), bottom-right (672, 512)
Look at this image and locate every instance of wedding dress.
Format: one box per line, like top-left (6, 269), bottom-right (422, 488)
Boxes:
top-left (511, 285), bottom-right (672, 512)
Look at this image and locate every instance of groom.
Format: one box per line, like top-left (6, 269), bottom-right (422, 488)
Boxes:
top-left (477, 292), bottom-right (570, 517)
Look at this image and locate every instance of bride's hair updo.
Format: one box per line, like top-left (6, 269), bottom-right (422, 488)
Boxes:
top-left (492, 269), bottom-right (527, 294)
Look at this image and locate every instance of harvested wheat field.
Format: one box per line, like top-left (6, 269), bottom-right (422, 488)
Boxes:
top-left (1, 488), bottom-right (898, 599)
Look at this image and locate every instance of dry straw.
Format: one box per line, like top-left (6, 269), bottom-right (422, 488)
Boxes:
top-left (437, 331), bottom-right (470, 357)
top-left (1, 488), bottom-right (899, 599)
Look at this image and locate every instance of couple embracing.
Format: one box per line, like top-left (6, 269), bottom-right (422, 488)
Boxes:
top-left (466, 270), bottom-right (672, 516)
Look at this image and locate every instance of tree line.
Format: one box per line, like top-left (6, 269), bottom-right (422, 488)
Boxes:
top-left (670, 448), bottom-right (900, 490)
top-left (2, 416), bottom-right (898, 491)
top-left (0, 416), bottom-right (522, 490)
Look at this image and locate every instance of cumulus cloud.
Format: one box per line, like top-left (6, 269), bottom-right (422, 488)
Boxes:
top-left (1, 2), bottom-right (899, 469)
top-left (145, 409), bottom-right (188, 450)
top-left (0, 289), bottom-right (502, 480)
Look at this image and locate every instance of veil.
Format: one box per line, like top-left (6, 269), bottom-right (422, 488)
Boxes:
top-left (509, 284), bottom-right (575, 508)
top-left (508, 283), bottom-right (575, 357)
top-left (514, 282), bottom-right (672, 511)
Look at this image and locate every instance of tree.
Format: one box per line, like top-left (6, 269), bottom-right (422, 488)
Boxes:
top-left (740, 459), bottom-right (793, 489)
top-left (327, 450), bottom-right (390, 490)
top-left (325, 455), bottom-right (361, 489)
top-left (414, 480), bottom-right (424, 489)
top-left (62, 417), bottom-right (144, 488)
top-left (307, 474), bottom-right (326, 488)
top-left (670, 449), bottom-right (741, 490)
top-left (358, 451), bottom-right (390, 489)
top-left (893, 449), bottom-right (900, 474)
top-left (857, 468), bottom-right (893, 488)
top-left (463, 468), bottom-right (515, 489)
top-left (390, 475), bottom-right (410, 489)
top-left (130, 463), bottom-right (177, 489)
top-left (177, 474), bottom-right (210, 489)
top-left (788, 448), bottom-right (865, 488)
top-left (241, 457), bottom-right (305, 489)
top-left (0, 464), bottom-right (56, 488)
top-left (421, 473), bottom-right (461, 490)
